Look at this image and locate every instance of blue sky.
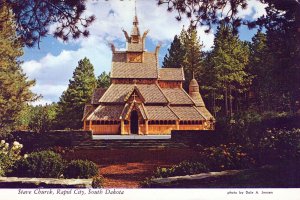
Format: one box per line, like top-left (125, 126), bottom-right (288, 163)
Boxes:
top-left (21, 0), bottom-right (267, 105)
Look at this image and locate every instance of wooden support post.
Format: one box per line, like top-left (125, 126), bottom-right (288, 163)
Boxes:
top-left (83, 120), bottom-right (86, 130)
top-left (176, 120), bottom-right (179, 130)
top-left (89, 120), bottom-right (92, 131)
top-left (145, 120), bottom-right (148, 135)
top-left (121, 119), bottom-right (125, 135)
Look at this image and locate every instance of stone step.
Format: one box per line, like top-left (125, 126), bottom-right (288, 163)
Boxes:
top-left (74, 139), bottom-right (188, 149)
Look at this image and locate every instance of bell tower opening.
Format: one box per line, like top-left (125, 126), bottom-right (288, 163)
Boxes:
top-left (130, 110), bottom-right (139, 134)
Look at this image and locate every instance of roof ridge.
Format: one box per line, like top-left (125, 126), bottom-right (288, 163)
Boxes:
top-left (192, 105), bottom-right (206, 120)
top-left (167, 105), bottom-right (180, 120)
top-left (155, 82), bottom-right (170, 104)
top-left (82, 104), bottom-right (94, 121)
top-left (124, 85), bottom-right (145, 102)
top-left (119, 103), bottom-right (129, 120)
top-left (180, 87), bottom-right (198, 106)
top-left (98, 83), bottom-right (115, 103)
top-left (140, 103), bottom-right (149, 119)
top-left (86, 105), bottom-right (102, 121)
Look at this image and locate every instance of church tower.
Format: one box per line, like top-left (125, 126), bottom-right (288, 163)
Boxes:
top-left (189, 75), bottom-right (205, 107)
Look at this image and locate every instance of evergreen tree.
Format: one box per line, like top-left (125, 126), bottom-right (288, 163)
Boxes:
top-left (248, 31), bottom-right (274, 112)
top-left (263, 6), bottom-right (300, 113)
top-left (0, 4), bottom-right (36, 136)
top-left (209, 24), bottom-right (250, 117)
top-left (162, 35), bottom-right (185, 68)
top-left (97, 71), bottom-right (110, 89)
top-left (56, 58), bottom-right (97, 129)
top-left (28, 104), bottom-right (57, 133)
top-left (180, 25), bottom-right (204, 90)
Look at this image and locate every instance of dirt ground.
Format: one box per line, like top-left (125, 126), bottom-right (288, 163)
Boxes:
top-left (63, 148), bottom-right (199, 188)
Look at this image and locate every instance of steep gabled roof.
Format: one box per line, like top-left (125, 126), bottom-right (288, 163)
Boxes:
top-left (170, 106), bottom-right (205, 120)
top-left (99, 84), bottom-right (168, 104)
top-left (124, 85), bottom-right (145, 102)
top-left (161, 88), bottom-right (194, 105)
top-left (145, 106), bottom-right (179, 120)
top-left (158, 68), bottom-right (184, 81)
top-left (86, 105), bottom-right (124, 121)
top-left (91, 88), bottom-right (106, 105)
top-left (111, 52), bottom-right (158, 79)
top-left (120, 102), bottom-right (148, 120)
top-left (82, 104), bottom-right (96, 120)
top-left (195, 107), bottom-right (215, 121)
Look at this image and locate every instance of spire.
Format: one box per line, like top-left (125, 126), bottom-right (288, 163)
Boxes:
top-left (133, 0), bottom-right (138, 25)
top-left (131, 0), bottom-right (140, 36)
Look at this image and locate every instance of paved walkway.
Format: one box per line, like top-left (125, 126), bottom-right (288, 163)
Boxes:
top-left (92, 135), bottom-right (171, 140)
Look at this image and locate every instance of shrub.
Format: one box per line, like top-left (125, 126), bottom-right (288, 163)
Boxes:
top-left (198, 143), bottom-right (256, 171)
top-left (257, 128), bottom-right (300, 164)
top-left (64, 160), bottom-right (98, 179)
top-left (0, 140), bottom-right (23, 176)
top-left (92, 175), bottom-right (104, 188)
top-left (9, 150), bottom-right (65, 178)
top-left (154, 161), bottom-right (208, 178)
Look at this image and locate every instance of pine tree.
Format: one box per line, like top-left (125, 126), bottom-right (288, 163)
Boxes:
top-left (248, 31), bottom-right (273, 112)
top-left (0, 4), bottom-right (36, 136)
top-left (56, 57), bottom-right (97, 129)
top-left (263, 6), bottom-right (300, 113)
top-left (162, 35), bottom-right (185, 68)
top-left (97, 71), bottom-right (110, 89)
top-left (209, 24), bottom-right (250, 117)
top-left (179, 25), bottom-right (204, 90)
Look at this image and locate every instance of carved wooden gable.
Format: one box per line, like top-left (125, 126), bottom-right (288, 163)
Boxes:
top-left (127, 52), bottom-right (142, 63)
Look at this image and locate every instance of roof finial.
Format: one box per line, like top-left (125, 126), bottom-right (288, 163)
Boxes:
top-left (133, 0), bottom-right (138, 25)
top-left (192, 71), bottom-right (195, 79)
top-left (135, 0), bottom-right (137, 17)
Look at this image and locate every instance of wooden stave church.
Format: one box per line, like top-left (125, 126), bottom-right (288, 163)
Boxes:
top-left (82, 14), bottom-right (215, 135)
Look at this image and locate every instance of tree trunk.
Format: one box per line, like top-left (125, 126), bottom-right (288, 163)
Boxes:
top-left (225, 85), bottom-right (228, 117)
top-left (229, 85), bottom-right (233, 118)
top-left (213, 90), bottom-right (217, 117)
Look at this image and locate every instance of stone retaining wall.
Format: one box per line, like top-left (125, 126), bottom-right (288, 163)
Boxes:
top-left (0, 177), bottom-right (92, 188)
top-left (10, 130), bottom-right (92, 151)
top-left (171, 130), bottom-right (220, 146)
top-left (147, 169), bottom-right (242, 188)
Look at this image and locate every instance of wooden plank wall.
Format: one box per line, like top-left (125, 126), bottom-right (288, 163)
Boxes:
top-left (91, 125), bottom-right (120, 135)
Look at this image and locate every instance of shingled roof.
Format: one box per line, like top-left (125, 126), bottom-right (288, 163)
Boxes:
top-left (145, 105), bottom-right (178, 120)
top-left (158, 68), bottom-right (184, 81)
top-left (196, 107), bottom-right (215, 121)
top-left (86, 105), bottom-right (124, 121)
top-left (99, 84), bottom-right (168, 104)
top-left (111, 52), bottom-right (158, 79)
top-left (82, 104), bottom-right (96, 120)
top-left (127, 43), bottom-right (144, 52)
top-left (91, 88), bottom-right (106, 105)
top-left (161, 88), bottom-right (194, 105)
top-left (170, 106), bottom-right (205, 120)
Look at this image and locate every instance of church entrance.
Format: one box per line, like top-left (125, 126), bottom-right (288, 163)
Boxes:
top-left (130, 110), bottom-right (139, 134)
